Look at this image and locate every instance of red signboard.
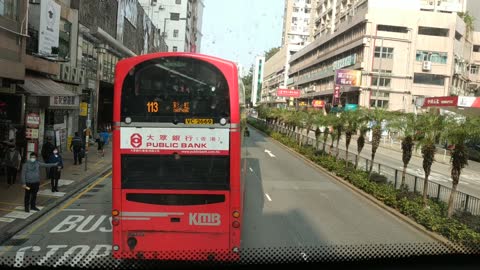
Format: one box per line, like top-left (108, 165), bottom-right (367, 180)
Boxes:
top-left (422, 96), bottom-right (458, 107)
top-left (312, 100), bottom-right (325, 108)
top-left (26, 113), bottom-right (40, 128)
top-left (277, 88), bottom-right (301, 98)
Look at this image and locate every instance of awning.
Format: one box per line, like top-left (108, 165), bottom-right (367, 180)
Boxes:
top-left (19, 75), bottom-right (75, 96)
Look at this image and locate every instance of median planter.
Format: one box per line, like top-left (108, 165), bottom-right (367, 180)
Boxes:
top-left (248, 118), bottom-right (480, 249)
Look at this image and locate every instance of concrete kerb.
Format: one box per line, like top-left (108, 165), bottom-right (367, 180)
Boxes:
top-left (247, 123), bottom-right (465, 254)
top-left (0, 165), bottom-right (112, 246)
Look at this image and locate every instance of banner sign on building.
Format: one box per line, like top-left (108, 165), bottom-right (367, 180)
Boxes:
top-left (422, 96), bottom-right (458, 107)
top-left (26, 113), bottom-right (40, 128)
top-left (312, 100), bottom-right (325, 108)
top-left (79, 102), bottom-right (88, 116)
top-left (50, 96), bottom-right (79, 108)
top-left (458, 96), bottom-right (480, 108)
top-left (335, 69), bottom-right (362, 86)
top-left (277, 88), bottom-right (301, 98)
top-left (39, 0), bottom-right (60, 55)
top-left (26, 128), bottom-right (39, 139)
top-left (332, 54), bottom-right (357, 70)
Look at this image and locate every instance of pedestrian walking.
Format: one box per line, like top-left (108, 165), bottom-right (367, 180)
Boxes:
top-left (95, 134), bottom-right (105, 157)
top-left (41, 137), bottom-right (55, 175)
top-left (20, 152), bottom-right (58, 212)
top-left (70, 132), bottom-right (84, 165)
top-left (4, 141), bottom-right (21, 186)
top-left (47, 147), bottom-right (63, 192)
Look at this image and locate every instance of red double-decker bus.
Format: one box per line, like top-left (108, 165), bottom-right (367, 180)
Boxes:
top-left (111, 52), bottom-right (247, 261)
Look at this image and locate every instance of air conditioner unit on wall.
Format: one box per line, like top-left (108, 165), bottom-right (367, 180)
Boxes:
top-left (422, 61), bottom-right (432, 71)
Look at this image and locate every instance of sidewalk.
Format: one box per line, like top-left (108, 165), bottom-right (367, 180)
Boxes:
top-left (0, 143), bottom-right (112, 244)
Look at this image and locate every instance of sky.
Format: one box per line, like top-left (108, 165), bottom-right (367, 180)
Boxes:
top-left (200, 0), bottom-right (284, 73)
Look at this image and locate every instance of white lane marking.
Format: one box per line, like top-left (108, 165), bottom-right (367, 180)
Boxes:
top-left (249, 167), bottom-right (253, 172)
top-left (15, 206), bottom-right (44, 211)
top-left (62, 209), bottom-right (87, 211)
top-left (264, 149), bottom-right (276, 158)
top-left (0, 217), bottom-right (15, 223)
top-left (265, 193), bottom-right (272, 201)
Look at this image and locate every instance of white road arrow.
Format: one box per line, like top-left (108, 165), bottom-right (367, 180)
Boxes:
top-left (264, 149), bottom-right (276, 158)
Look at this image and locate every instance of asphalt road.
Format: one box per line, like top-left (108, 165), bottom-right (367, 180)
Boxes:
top-left (0, 127), bottom-right (446, 267)
top-left (241, 127), bottom-right (445, 261)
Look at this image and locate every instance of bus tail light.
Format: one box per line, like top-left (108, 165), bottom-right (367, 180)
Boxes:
top-left (232, 221), bottom-right (240, 228)
top-left (112, 218), bottom-right (120, 226)
top-left (232, 211), bottom-right (240, 218)
top-left (112, 210), bottom-right (120, 216)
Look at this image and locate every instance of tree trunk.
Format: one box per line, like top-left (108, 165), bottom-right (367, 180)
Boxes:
top-left (421, 144), bottom-right (435, 207)
top-left (335, 137), bottom-right (340, 160)
top-left (422, 173), bottom-right (430, 206)
top-left (355, 154), bottom-right (359, 169)
top-left (345, 145), bottom-right (350, 168)
top-left (401, 164), bottom-right (407, 187)
top-left (447, 171), bottom-right (460, 218)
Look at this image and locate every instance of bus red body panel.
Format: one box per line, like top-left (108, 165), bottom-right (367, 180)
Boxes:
top-left (112, 52), bottom-right (245, 261)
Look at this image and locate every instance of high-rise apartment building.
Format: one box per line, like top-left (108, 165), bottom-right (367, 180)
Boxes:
top-left (140, 0), bottom-right (203, 52)
top-left (282, 0), bottom-right (316, 46)
top-left (282, 0), bottom-right (479, 112)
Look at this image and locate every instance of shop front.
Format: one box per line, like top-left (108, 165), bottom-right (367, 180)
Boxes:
top-left (18, 74), bottom-right (79, 156)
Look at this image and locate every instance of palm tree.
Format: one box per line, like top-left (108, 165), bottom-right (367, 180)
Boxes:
top-left (367, 108), bottom-right (390, 175)
top-left (442, 116), bottom-right (480, 217)
top-left (301, 109), bottom-right (318, 147)
top-left (355, 125), bottom-right (369, 170)
top-left (341, 110), bottom-right (360, 168)
top-left (389, 113), bottom-right (418, 188)
top-left (416, 111), bottom-right (445, 207)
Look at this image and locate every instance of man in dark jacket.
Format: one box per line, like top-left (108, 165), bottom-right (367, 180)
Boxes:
top-left (70, 132), bottom-right (84, 165)
top-left (41, 137), bottom-right (55, 175)
top-left (21, 152), bottom-right (58, 212)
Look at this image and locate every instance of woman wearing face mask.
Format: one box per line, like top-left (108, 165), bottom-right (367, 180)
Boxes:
top-left (21, 152), bottom-right (58, 212)
top-left (47, 147), bottom-right (64, 192)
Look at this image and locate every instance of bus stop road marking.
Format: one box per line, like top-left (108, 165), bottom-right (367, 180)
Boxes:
top-left (0, 171), bottom-right (112, 257)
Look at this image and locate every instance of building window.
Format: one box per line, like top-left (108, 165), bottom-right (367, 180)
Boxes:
top-left (176, 0), bottom-right (181, 4)
top-left (293, 7), bottom-right (299, 12)
top-left (470, 65), bottom-right (479, 75)
top-left (370, 99), bottom-right (389, 108)
top-left (418, 26), bottom-right (449, 37)
top-left (0, 0), bottom-right (17, 21)
top-left (292, 17), bottom-right (298, 23)
top-left (173, 29), bottom-right (179, 38)
top-left (473, 45), bottom-right (480, 52)
top-left (416, 51), bottom-right (448, 64)
top-left (374, 47), bottom-right (394, 59)
top-left (377, 25), bottom-right (408, 33)
top-left (305, 8), bottom-right (311, 13)
top-left (170, 13), bottom-right (180, 20)
top-left (59, 19), bottom-right (72, 59)
top-left (172, 46), bottom-right (178, 52)
top-left (413, 73), bottom-right (445, 86)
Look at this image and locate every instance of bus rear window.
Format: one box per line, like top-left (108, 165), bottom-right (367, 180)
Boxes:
top-left (120, 57), bottom-right (230, 123)
top-left (121, 155), bottom-right (230, 190)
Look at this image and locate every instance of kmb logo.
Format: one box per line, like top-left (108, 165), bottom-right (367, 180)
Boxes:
top-left (130, 133), bottom-right (142, 148)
